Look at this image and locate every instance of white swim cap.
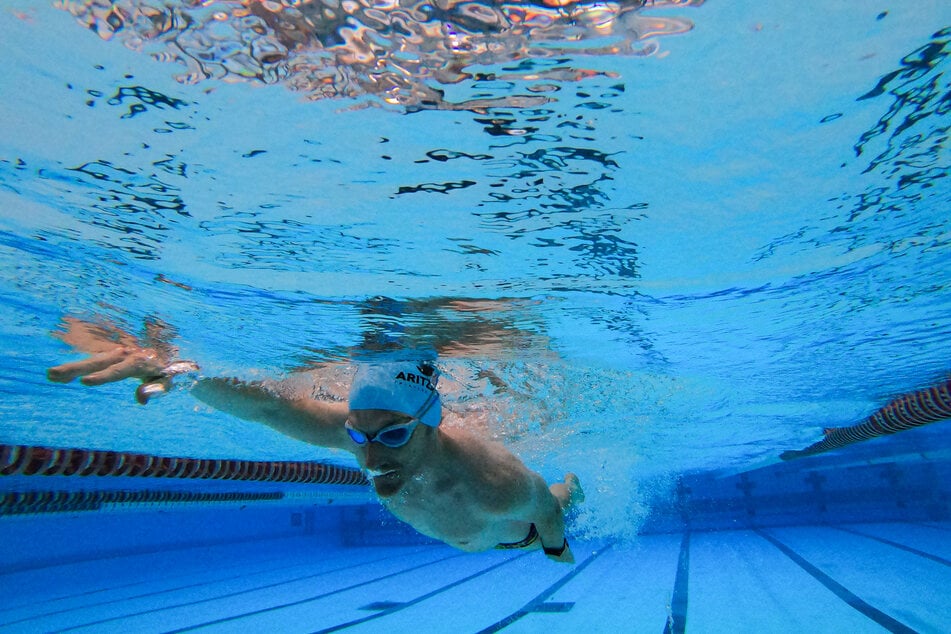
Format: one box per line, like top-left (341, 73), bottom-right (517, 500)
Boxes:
top-left (348, 362), bottom-right (442, 427)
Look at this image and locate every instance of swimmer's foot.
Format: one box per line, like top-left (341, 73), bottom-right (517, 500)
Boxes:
top-left (565, 472), bottom-right (585, 507)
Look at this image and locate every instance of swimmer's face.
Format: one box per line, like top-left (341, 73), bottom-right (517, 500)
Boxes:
top-left (348, 409), bottom-right (429, 497)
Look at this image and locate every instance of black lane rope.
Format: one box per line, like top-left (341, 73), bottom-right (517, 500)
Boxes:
top-left (0, 443), bottom-right (367, 485)
top-left (781, 378), bottom-right (951, 460)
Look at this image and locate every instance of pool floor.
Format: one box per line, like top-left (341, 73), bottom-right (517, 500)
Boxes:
top-left (1, 522), bottom-right (948, 633)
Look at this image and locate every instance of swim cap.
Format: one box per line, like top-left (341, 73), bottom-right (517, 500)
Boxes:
top-left (348, 362), bottom-right (442, 427)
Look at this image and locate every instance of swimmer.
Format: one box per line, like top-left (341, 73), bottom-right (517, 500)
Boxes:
top-left (47, 318), bottom-right (584, 563)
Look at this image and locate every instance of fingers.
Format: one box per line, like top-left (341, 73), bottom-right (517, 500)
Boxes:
top-left (79, 354), bottom-right (160, 386)
top-left (47, 348), bottom-right (132, 383)
top-left (52, 318), bottom-right (136, 354)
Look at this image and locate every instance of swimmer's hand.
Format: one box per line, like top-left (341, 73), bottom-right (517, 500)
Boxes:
top-left (543, 539), bottom-right (575, 564)
top-left (46, 317), bottom-right (199, 405)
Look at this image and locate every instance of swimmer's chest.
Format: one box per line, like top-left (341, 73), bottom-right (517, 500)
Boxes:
top-left (383, 475), bottom-right (500, 546)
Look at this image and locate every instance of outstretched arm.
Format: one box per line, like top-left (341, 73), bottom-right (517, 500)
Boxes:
top-left (190, 378), bottom-right (351, 450)
top-left (47, 317), bottom-right (353, 452)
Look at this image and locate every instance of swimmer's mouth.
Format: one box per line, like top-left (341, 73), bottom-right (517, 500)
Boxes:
top-left (366, 468), bottom-right (399, 480)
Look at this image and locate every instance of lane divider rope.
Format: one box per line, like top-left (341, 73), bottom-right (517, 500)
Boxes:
top-left (1, 489), bottom-right (284, 516)
top-left (0, 443), bottom-right (368, 485)
top-left (781, 377), bottom-right (951, 460)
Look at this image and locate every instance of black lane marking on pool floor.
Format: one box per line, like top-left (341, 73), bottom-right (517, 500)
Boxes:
top-left (755, 529), bottom-right (918, 634)
top-left (48, 549), bottom-right (457, 634)
top-left (914, 521), bottom-right (951, 533)
top-left (359, 600), bottom-right (406, 611)
top-left (0, 538), bottom-right (389, 616)
top-left (0, 534), bottom-right (304, 614)
top-left (831, 525), bottom-right (951, 568)
top-left (160, 551), bottom-right (472, 634)
top-left (2, 546), bottom-right (428, 630)
top-left (0, 529), bottom-right (302, 581)
top-left (475, 544), bottom-right (615, 633)
top-left (663, 531), bottom-right (690, 634)
top-left (311, 550), bottom-right (535, 633)
top-left (533, 601), bottom-right (574, 612)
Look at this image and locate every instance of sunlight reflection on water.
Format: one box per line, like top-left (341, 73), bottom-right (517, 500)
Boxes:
top-left (56, 0), bottom-right (701, 110)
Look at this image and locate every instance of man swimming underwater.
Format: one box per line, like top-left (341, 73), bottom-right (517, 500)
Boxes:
top-left (47, 319), bottom-right (584, 563)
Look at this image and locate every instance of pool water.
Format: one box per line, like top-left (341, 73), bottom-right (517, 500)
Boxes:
top-left (1, 0), bottom-right (950, 631)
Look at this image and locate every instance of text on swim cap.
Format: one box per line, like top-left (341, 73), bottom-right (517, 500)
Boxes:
top-left (395, 371), bottom-right (436, 391)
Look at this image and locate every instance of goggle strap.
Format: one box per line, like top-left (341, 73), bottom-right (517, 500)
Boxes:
top-left (414, 389), bottom-right (440, 423)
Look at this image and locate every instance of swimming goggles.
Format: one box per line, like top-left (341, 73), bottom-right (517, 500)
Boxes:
top-left (345, 418), bottom-right (420, 448)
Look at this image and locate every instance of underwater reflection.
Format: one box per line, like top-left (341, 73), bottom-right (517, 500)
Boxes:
top-left (57, 0), bottom-right (701, 111)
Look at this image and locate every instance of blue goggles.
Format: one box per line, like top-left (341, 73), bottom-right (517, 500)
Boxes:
top-left (345, 418), bottom-right (420, 448)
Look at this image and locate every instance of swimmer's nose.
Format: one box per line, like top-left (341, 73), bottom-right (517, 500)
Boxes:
top-left (363, 443), bottom-right (392, 471)
top-left (362, 443), bottom-right (381, 468)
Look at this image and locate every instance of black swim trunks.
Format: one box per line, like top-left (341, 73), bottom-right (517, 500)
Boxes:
top-left (495, 523), bottom-right (539, 550)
